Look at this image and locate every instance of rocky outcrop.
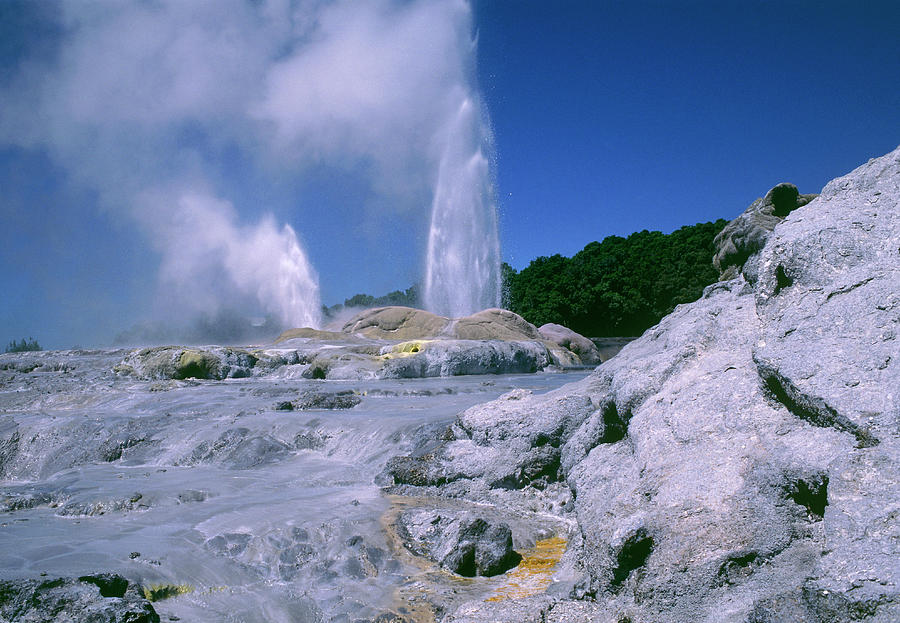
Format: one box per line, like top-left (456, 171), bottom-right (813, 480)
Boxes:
top-left (397, 509), bottom-right (521, 577)
top-left (538, 323), bottom-right (602, 365)
top-left (116, 308), bottom-right (596, 381)
top-left (451, 308), bottom-right (542, 341)
top-left (342, 306), bottom-right (451, 340)
top-left (713, 182), bottom-right (818, 281)
top-left (116, 346), bottom-right (260, 380)
top-left (0, 574), bottom-right (159, 622)
top-left (384, 147), bottom-right (900, 622)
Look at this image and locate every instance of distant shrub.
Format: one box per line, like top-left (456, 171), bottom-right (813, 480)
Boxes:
top-left (5, 337), bottom-right (42, 353)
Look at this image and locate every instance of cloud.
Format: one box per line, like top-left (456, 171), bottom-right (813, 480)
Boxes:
top-left (0, 0), bottom-right (486, 336)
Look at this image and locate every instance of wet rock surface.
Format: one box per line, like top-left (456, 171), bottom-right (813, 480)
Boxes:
top-left (0, 341), bottom-right (589, 621)
top-left (397, 509), bottom-right (521, 577)
top-left (383, 147), bottom-right (900, 622)
top-left (0, 574), bottom-right (159, 622)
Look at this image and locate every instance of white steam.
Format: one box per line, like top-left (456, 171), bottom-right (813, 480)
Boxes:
top-left (0, 0), bottom-right (498, 335)
top-left (144, 191), bottom-right (321, 329)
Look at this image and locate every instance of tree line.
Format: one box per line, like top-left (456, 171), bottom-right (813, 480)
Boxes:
top-left (502, 220), bottom-right (727, 336)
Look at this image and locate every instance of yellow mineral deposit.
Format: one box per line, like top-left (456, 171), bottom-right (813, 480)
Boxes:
top-left (486, 536), bottom-right (567, 602)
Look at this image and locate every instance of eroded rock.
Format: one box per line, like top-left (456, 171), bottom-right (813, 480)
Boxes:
top-left (398, 509), bottom-right (521, 577)
top-left (0, 575), bottom-right (159, 623)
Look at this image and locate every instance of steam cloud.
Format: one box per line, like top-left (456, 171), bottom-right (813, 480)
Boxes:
top-left (0, 0), bottom-right (493, 337)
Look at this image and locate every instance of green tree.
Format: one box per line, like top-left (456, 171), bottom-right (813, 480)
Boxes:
top-left (505, 219), bottom-right (727, 337)
top-left (5, 337), bottom-right (42, 353)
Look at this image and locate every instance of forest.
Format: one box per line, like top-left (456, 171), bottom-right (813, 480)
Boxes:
top-left (502, 219), bottom-right (728, 336)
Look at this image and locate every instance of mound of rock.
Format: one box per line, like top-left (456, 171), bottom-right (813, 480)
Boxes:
top-left (342, 306), bottom-right (451, 340)
top-left (398, 509), bottom-right (521, 577)
top-left (452, 308), bottom-right (542, 341)
top-left (384, 147), bottom-right (900, 622)
top-left (116, 346), bottom-right (260, 380)
top-left (538, 323), bottom-right (602, 365)
top-left (0, 574), bottom-right (159, 623)
top-left (713, 182), bottom-right (818, 281)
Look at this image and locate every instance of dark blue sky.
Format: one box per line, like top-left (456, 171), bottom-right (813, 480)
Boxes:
top-left (475, 0), bottom-right (899, 265)
top-left (1, 0), bottom-right (898, 348)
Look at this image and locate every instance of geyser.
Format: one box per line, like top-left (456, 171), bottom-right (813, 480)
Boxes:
top-left (153, 192), bottom-right (322, 331)
top-left (424, 95), bottom-right (501, 318)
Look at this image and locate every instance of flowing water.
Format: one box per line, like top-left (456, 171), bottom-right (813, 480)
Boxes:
top-left (0, 349), bottom-right (587, 621)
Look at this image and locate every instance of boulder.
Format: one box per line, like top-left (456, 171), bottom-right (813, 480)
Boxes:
top-left (713, 182), bottom-right (818, 281)
top-left (341, 306), bottom-right (450, 339)
top-left (118, 346), bottom-right (259, 380)
top-left (397, 509), bottom-right (521, 577)
top-left (283, 390), bottom-right (361, 410)
top-left (452, 308), bottom-right (542, 341)
top-left (0, 575), bottom-right (159, 623)
top-left (538, 323), bottom-right (602, 365)
top-left (179, 428), bottom-right (293, 469)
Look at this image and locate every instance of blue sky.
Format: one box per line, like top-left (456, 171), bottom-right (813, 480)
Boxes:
top-left (1, 0), bottom-right (898, 348)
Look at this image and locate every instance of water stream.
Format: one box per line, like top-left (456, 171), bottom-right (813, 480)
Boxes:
top-left (0, 350), bottom-right (587, 621)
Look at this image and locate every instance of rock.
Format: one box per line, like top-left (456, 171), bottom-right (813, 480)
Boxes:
top-left (342, 306), bottom-right (451, 339)
top-left (56, 492), bottom-right (148, 516)
top-left (383, 387), bottom-right (595, 490)
top-left (0, 574), bottom-right (159, 622)
top-left (288, 390), bottom-right (361, 410)
top-left (713, 182), bottom-right (818, 281)
top-left (389, 147), bottom-right (900, 623)
top-left (180, 428), bottom-right (292, 469)
top-left (538, 323), bottom-right (602, 365)
top-left (398, 509), bottom-right (521, 577)
top-left (380, 340), bottom-right (551, 379)
top-left (452, 308), bottom-right (541, 341)
top-left (118, 346), bottom-right (260, 380)
top-left (273, 327), bottom-right (354, 342)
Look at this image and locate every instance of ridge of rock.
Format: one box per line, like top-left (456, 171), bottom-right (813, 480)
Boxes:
top-left (385, 146), bottom-right (900, 623)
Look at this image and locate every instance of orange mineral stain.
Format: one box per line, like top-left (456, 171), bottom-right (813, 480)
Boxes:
top-left (486, 536), bottom-right (567, 602)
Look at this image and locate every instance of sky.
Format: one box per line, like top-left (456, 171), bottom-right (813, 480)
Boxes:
top-left (1, 0), bottom-right (898, 349)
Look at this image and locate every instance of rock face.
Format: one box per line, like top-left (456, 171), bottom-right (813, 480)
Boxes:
top-left (713, 182), bottom-right (818, 281)
top-left (117, 346), bottom-right (260, 380)
top-left (0, 574), bottom-right (159, 623)
top-left (384, 147), bottom-right (900, 622)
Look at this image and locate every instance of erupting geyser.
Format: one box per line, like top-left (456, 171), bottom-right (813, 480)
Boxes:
top-left (424, 95), bottom-right (501, 318)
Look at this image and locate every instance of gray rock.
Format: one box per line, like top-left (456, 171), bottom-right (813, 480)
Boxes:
top-left (397, 509), bottom-right (521, 577)
top-left (383, 387), bottom-right (595, 490)
top-left (713, 182), bottom-right (818, 281)
top-left (117, 346), bottom-right (261, 380)
top-left (394, 147), bottom-right (900, 623)
top-left (290, 390), bottom-right (362, 410)
top-left (380, 340), bottom-right (551, 378)
top-left (0, 574), bottom-right (159, 622)
top-left (538, 323), bottom-right (602, 365)
top-left (180, 428), bottom-right (292, 469)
